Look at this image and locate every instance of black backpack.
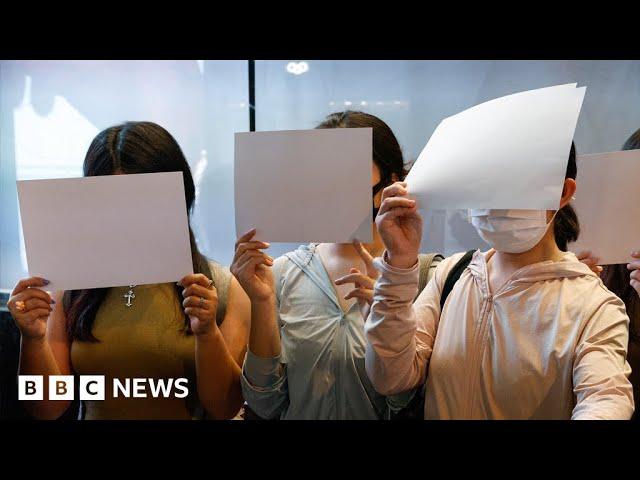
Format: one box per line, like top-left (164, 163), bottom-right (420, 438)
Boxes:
top-left (389, 250), bottom-right (476, 420)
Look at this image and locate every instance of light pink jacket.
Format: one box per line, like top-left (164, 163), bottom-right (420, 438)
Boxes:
top-left (365, 250), bottom-right (634, 419)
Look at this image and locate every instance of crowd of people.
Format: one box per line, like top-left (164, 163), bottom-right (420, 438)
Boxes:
top-left (7, 112), bottom-right (639, 420)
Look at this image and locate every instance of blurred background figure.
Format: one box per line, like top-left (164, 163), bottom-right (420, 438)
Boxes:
top-left (599, 128), bottom-right (640, 420)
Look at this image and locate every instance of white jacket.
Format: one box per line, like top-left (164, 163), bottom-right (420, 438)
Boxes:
top-left (365, 250), bottom-right (634, 419)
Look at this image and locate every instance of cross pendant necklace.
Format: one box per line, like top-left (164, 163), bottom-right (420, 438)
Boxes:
top-left (124, 285), bottom-right (137, 307)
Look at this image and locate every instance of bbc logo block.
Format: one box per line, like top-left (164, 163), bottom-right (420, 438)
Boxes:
top-left (49, 375), bottom-right (74, 400)
top-left (18, 375), bottom-right (44, 401)
top-left (18, 375), bottom-right (105, 401)
top-left (18, 375), bottom-right (188, 400)
top-left (79, 376), bottom-right (106, 400)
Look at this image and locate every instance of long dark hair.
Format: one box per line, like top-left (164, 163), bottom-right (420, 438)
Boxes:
top-left (63, 121), bottom-right (212, 342)
top-left (601, 128), bottom-right (640, 341)
top-left (315, 110), bottom-right (408, 183)
top-left (554, 142), bottom-right (580, 251)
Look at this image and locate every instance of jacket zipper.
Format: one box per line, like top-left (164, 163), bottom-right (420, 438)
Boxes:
top-left (465, 257), bottom-right (505, 419)
top-left (465, 292), bottom-right (490, 418)
top-left (466, 268), bottom-right (516, 418)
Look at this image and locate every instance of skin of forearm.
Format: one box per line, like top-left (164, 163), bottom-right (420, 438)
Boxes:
top-left (19, 337), bottom-right (70, 420)
top-left (195, 328), bottom-right (243, 419)
top-left (248, 295), bottom-right (281, 359)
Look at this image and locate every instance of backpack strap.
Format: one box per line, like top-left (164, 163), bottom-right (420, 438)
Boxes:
top-left (417, 253), bottom-right (444, 300)
top-left (386, 252), bottom-right (443, 420)
top-left (439, 250), bottom-right (476, 311)
top-left (389, 250), bottom-right (476, 421)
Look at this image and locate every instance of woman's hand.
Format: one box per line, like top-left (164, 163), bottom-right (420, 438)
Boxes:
top-left (179, 273), bottom-right (219, 336)
top-left (375, 181), bottom-right (423, 269)
top-left (7, 277), bottom-right (55, 340)
top-left (576, 250), bottom-right (603, 275)
top-left (230, 228), bottom-right (275, 302)
top-left (628, 251), bottom-right (640, 296)
top-left (335, 241), bottom-right (379, 321)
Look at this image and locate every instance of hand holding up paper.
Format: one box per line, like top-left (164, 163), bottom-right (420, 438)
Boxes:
top-left (405, 83), bottom-right (586, 211)
top-left (570, 149), bottom-right (640, 265)
top-left (234, 128), bottom-right (373, 244)
top-left (17, 172), bottom-right (194, 291)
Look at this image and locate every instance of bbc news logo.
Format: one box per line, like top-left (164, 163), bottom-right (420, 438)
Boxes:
top-left (18, 376), bottom-right (189, 401)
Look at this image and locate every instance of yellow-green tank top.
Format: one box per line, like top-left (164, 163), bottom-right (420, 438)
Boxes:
top-left (70, 262), bottom-right (231, 420)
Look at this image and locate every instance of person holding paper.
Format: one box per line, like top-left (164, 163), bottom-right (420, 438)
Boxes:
top-left (593, 128), bottom-right (640, 419)
top-left (233, 111), bottom-right (443, 420)
top-left (7, 121), bottom-right (250, 420)
top-left (365, 142), bottom-right (634, 419)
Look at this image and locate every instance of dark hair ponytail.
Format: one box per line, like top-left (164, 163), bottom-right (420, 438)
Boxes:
top-left (622, 128), bottom-right (640, 151)
top-left (553, 142), bottom-right (580, 251)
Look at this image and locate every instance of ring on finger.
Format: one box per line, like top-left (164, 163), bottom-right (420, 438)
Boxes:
top-left (199, 296), bottom-right (205, 307)
top-left (207, 279), bottom-right (214, 289)
top-left (15, 300), bottom-right (26, 312)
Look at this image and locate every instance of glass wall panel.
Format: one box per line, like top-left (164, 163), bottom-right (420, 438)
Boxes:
top-left (255, 60), bottom-right (640, 257)
top-left (0, 60), bottom-right (248, 290)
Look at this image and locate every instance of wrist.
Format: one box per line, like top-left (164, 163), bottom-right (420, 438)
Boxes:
top-left (251, 293), bottom-right (276, 308)
top-left (386, 251), bottom-right (419, 270)
top-left (194, 325), bottom-right (222, 344)
top-left (20, 334), bottom-right (47, 346)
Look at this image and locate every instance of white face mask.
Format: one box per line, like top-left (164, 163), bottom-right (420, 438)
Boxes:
top-left (468, 209), bottom-right (553, 254)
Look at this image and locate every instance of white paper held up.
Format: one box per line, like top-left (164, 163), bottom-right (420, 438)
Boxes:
top-left (570, 149), bottom-right (640, 265)
top-left (17, 172), bottom-right (194, 291)
top-left (406, 83), bottom-right (586, 210)
top-left (235, 128), bottom-right (373, 243)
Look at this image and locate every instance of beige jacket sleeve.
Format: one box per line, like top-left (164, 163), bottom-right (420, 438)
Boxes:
top-left (365, 252), bottom-right (464, 396)
top-left (571, 290), bottom-right (635, 420)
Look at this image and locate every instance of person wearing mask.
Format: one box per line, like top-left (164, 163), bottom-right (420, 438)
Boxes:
top-left (7, 121), bottom-right (250, 420)
top-left (233, 111), bottom-right (443, 420)
top-left (364, 142), bottom-right (634, 419)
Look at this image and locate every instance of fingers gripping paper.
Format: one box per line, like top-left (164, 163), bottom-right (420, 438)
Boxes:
top-left (17, 172), bottom-right (194, 291)
top-left (405, 84), bottom-right (586, 210)
top-left (570, 149), bottom-right (640, 265)
top-left (234, 128), bottom-right (373, 243)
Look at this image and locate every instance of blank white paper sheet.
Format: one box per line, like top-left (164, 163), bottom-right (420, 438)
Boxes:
top-left (234, 128), bottom-right (373, 243)
top-left (405, 83), bottom-right (586, 211)
top-left (17, 172), bottom-right (194, 291)
top-left (570, 149), bottom-right (640, 265)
